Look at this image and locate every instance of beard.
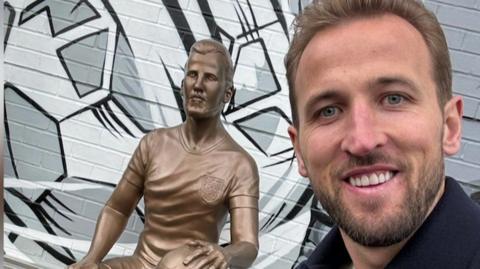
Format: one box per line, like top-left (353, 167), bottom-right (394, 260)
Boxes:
top-left (315, 148), bottom-right (444, 247)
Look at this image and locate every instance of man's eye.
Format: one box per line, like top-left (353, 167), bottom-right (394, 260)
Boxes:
top-left (319, 106), bottom-right (338, 118)
top-left (207, 74), bottom-right (217, 81)
top-left (385, 94), bottom-right (404, 105)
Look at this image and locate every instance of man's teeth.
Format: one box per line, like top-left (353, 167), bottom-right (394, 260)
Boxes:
top-left (349, 171), bottom-right (393, 187)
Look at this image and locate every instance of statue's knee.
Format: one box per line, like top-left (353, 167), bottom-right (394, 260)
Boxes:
top-left (156, 245), bottom-right (196, 269)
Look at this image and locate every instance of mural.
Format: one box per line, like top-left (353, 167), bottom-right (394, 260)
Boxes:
top-left (3, 0), bottom-right (480, 268)
top-left (3, 0), bottom-right (328, 268)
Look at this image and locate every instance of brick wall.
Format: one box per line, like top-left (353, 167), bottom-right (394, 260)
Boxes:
top-left (424, 0), bottom-right (480, 187)
top-left (3, 0), bottom-right (480, 268)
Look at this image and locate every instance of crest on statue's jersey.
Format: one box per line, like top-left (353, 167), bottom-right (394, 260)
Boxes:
top-left (199, 175), bottom-right (227, 206)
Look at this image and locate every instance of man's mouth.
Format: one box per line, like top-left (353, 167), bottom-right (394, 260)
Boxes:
top-left (191, 95), bottom-right (205, 102)
top-left (347, 171), bottom-right (397, 187)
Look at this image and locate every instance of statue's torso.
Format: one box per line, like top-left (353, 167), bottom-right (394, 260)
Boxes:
top-left (125, 126), bottom-right (258, 265)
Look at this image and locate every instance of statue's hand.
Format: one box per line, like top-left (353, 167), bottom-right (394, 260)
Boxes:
top-left (66, 260), bottom-right (99, 269)
top-left (183, 240), bottom-right (231, 269)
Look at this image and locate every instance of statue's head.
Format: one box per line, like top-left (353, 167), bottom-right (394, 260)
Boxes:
top-left (182, 39), bottom-right (234, 120)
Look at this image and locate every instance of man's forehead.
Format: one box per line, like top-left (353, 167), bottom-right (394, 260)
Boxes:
top-left (295, 14), bottom-right (430, 85)
top-left (311, 16), bottom-right (421, 57)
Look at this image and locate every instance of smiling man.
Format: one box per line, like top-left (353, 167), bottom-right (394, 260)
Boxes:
top-left (286, 1), bottom-right (480, 269)
top-left (68, 39), bottom-right (259, 269)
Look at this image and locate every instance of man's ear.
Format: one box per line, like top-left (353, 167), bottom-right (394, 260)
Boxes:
top-left (223, 85), bottom-right (234, 103)
top-left (288, 125), bottom-right (308, 177)
top-left (443, 95), bottom-right (463, 156)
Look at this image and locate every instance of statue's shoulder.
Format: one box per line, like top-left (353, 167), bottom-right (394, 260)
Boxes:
top-left (222, 134), bottom-right (258, 170)
top-left (143, 125), bottom-right (181, 140)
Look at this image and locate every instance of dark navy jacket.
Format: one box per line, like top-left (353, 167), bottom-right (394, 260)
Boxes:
top-left (297, 177), bottom-right (480, 269)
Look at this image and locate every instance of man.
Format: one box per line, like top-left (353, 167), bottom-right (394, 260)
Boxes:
top-left (68, 39), bottom-right (259, 269)
top-left (285, 0), bottom-right (480, 268)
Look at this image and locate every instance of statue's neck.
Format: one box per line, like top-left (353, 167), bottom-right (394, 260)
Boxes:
top-left (182, 117), bottom-right (226, 152)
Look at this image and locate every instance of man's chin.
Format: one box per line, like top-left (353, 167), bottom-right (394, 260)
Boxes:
top-left (324, 191), bottom-right (421, 247)
top-left (187, 111), bottom-right (217, 120)
top-left (339, 215), bottom-right (414, 247)
top-left (186, 107), bottom-right (205, 117)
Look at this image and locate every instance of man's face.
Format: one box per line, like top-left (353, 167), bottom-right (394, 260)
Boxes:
top-left (289, 14), bottom-right (462, 246)
top-left (183, 52), bottom-right (232, 119)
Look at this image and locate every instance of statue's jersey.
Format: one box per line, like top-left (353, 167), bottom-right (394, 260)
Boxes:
top-left (121, 126), bottom-right (259, 266)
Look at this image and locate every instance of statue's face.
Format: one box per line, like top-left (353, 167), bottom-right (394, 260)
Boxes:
top-left (183, 52), bottom-right (232, 119)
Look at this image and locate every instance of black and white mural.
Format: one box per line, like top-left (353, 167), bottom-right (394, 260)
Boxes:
top-left (4, 0), bottom-right (480, 268)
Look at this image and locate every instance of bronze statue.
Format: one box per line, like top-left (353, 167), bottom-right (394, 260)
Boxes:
top-left (68, 39), bottom-right (259, 269)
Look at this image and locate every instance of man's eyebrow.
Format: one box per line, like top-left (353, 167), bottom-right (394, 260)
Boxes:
top-left (374, 75), bottom-right (420, 91)
top-left (304, 89), bottom-right (343, 113)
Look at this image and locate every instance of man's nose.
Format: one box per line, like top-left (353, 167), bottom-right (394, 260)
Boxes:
top-left (340, 104), bottom-right (387, 156)
top-left (193, 74), bottom-right (205, 90)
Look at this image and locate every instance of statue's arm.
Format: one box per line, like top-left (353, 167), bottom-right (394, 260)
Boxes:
top-left (68, 135), bottom-right (149, 269)
top-left (87, 179), bottom-right (143, 262)
top-left (182, 206), bottom-right (258, 269)
top-left (68, 179), bottom-right (143, 268)
top-left (224, 157), bottom-right (260, 268)
top-left (224, 206), bottom-right (259, 268)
